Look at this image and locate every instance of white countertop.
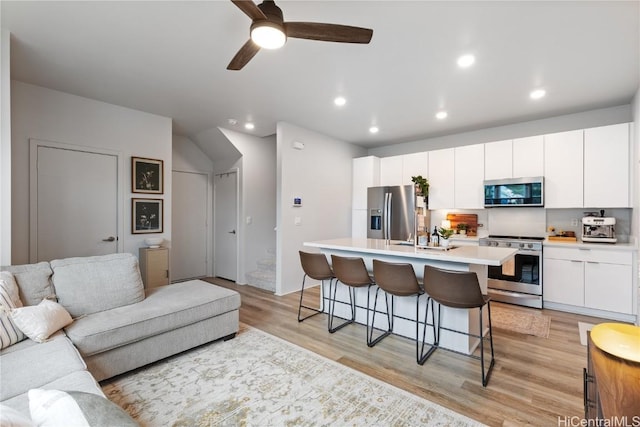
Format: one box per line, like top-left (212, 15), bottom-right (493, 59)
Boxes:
top-left (304, 238), bottom-right (517, 266)
top-left (543, 239), bottom-right (638, 252)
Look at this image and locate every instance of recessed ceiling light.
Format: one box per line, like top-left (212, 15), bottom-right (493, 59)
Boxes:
top-left (244, 122), bottom-right (255, 130)
top-left (334, 96), bottom-right (347, 106)
top-left (530, 89), bottom-right (546, 100)
top-left (369, 126), bottom-right (379, 134)
top-left (457, 54), bottom-right (475, 68)
top-left (435, 111), bottom-right (448, 120)
top-left (228, 119), bottom-right (238, 125)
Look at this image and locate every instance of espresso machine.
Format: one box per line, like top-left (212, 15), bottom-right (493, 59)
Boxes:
top-left (582, 210), bottom-right (617, 243)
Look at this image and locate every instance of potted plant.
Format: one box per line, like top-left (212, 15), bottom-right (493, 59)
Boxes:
top-left (411, 175), bottom-right (429, 197)
top-left (438, 227), bottom-right (455, 248)
top-left (456, 223), bottom-right (468, 235)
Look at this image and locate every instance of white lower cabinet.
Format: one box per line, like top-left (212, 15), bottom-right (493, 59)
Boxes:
top-left (352, 209), bottom-right (368, 239)
top-left (584, 262), bottom-right (633, 314)
top-left (543, 246), bottom-right (635, 318)
top-left (544, 258), bottom-right (584, 306)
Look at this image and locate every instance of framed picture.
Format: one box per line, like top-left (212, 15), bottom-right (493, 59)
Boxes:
top-left (132, 198), bottom-right (163, 234)
top-left (132, 157), bottom-right (163, 194)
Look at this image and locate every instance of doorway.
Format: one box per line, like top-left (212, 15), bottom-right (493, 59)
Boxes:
top-left (29, 139), bottom-right (121, 262)
top-left (214, 170), bottom-right (238, 282)
top-left (171, 170), bottom-right (209, 281)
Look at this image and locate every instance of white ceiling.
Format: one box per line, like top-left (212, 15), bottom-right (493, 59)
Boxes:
top-left (2, 1), bottom-right (639, 150)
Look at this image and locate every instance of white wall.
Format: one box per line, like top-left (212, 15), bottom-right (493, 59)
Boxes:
top-left (633, 89), bottom-right (640, 244)
top-left (218, 128), bottom-right (277, 286)
top-left (1, 30), bottom-right (11, 265)
top-left (11, 81), bottom-right (172, 264)
top-left (369, 105), bottom-right (633, 157)
top-left (276, 122), bottom-right (367, 295)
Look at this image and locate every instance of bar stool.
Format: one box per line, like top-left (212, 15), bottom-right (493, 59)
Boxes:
top-left (370, 259), bottom-right (434, 365)
top-left (297, 251), bottom-right (335, 322)
top-left (422, 265), bottom-right (495, 387)
top-left (329, 255), bottom-right (375, 334)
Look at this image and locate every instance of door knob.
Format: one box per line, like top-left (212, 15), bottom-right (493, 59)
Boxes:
top-left (102, 236), bottom-right (116, 242)
top-left (228, 230), bottom-right (236, 234)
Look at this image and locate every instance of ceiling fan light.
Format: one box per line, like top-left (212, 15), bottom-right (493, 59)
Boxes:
top-left (251, 22), bottom-right (286, 49)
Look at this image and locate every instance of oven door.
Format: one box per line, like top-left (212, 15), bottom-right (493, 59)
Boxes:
top-left (487, 251), bottom-right (541, 295)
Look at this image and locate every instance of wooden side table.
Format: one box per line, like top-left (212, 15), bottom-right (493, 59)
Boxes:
top-left (139, 247), bottom-right (169, 288)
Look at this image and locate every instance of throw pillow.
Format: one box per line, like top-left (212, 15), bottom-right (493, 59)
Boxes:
top-left (0, 404), bottom-right (35, 427)
top-left (28, 389), bottom-right (138, 427)
top-left (10, 299), bottom-right (73, 343)
top-left (0, 271), bottom-right (26, 349)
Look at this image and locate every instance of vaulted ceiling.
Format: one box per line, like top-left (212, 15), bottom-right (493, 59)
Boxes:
top-left (2, 1), bottom-right (639, 150)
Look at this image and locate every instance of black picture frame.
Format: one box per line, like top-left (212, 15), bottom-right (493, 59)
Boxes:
top-left (132, 198), bottom-right (163, 234)
top-left (132, 157), bottom-right (163, 194)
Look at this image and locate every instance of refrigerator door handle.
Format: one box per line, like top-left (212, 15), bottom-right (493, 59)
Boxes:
top-left (385, 192), bottom-right (392, 241)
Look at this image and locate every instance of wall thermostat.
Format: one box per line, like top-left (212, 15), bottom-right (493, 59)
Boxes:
top-left (293, 197), bottom-right (302, 207)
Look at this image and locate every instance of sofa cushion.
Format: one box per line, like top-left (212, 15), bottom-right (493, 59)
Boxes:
top-left (51, 253), bottom-right (144, 317)
top-left (65, 280), bottom-right (240, 356)
top-left (1, 263), bottom-right (54, 307)
top-left (11, 299), bottom-right (73, 343)
top-left (0, 333), bottom-right (87, 401)
top-left (1, 370), bottom-right (105, 419)
top-left (1, 272), bottom-right (26, 349)
top-left (29, 389), bottom-right (137, 427)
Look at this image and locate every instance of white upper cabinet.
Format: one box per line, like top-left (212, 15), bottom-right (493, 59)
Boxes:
top-left (455, 144), bottom-right (485, 209)
top-left (583, 123), bottom-right (630, 208)
top-left (352, 156), bottom-right (380, 210)
top-left (484, 136), bottom-right (543, 180)
top-left (379, 155), bottom-right (404, 186)
top-left (544, 130), bottom-right (584, 208)
top-left (484, 139), bottom-right (512, 180)
top-left (428, 148), bottom-right (455, 210)
top-left (513, 135), bottom-right (544, 178)
top-left (401, 152), bottom-right (428, 186)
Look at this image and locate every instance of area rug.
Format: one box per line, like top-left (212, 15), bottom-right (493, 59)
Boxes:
top-left (491, 305), bottom-right (551, 338)
top-left (578, 322), bottom-right (596, 346)
top-left (102, 327), bottom-right (484, 427)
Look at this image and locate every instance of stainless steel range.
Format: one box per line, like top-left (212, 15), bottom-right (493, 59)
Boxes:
top-left (479, 235), bottom-right (543, 309)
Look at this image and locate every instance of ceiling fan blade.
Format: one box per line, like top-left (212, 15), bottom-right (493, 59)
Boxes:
top-left (231, 0), bottom-right (267, 21)
top-left (284, 22), bottom-right (373, 44)
top-left (227, 40), bottom-right (261, 70)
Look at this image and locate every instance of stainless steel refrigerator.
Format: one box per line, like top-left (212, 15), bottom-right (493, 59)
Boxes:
top-left (367, 185), bottom-right (415, 241)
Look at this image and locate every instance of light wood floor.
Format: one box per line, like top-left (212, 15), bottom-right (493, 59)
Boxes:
top-left (206, 277), bottom-right (605, 426)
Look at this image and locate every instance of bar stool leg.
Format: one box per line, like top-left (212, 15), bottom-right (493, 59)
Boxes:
top-left (367, 287), bottom-right (392, 347)
top-left (419, 297), bottom-right (439, 364)
top-left (480, 301), bottom-right (496, 387)
top-left (328, 280), bottom-right (355, 333)
top-left (298, 275), bottom-right (330, 322)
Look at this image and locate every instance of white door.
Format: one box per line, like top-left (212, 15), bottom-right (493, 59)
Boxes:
top-left (214, 171), bottom-right (238, 281)
top-left (171, 171), bottom-right (208, 281)
top-left (31, 143), bottom-right (119, 262)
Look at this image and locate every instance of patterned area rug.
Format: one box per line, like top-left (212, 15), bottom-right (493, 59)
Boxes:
top-left (491, 305), bottom-right (551, 338)
top-left (102, 327), bottom-right (484, 427)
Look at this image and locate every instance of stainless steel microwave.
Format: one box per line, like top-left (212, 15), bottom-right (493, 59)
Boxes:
top-left (484, 177), bottom-right (544, 207)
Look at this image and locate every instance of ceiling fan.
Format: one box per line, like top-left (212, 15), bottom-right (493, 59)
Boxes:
top-left (227, 0), bottom-right (373, 70)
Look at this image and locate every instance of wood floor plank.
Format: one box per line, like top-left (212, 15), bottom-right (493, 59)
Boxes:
top-left (205, 278), bottom-right (609, 426)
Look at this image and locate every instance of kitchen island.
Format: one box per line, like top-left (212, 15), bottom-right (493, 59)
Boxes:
top-left (303, 237), bottom-right (517, 354)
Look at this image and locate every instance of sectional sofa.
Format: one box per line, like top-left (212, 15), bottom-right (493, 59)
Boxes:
top-left (1, 252), bottom-right (241, 420)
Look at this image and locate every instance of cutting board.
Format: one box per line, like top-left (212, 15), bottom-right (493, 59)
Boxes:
top-left (446, 213), bottom-right (478, 236)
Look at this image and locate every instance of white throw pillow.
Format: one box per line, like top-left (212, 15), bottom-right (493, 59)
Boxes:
top-left (0, 271), bottom-right (26, 349)
top-left (10, 299), bottom-right (73, 343)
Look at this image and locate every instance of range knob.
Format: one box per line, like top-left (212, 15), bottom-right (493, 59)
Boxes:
top-left (492, 241), bottom-right (499, 247)
top-left (519, 243), bottom-right (525, 249)
top-left (527, 243), bottom-right (534, 249)
top-left (505, 242), bottom-right (511, 247)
